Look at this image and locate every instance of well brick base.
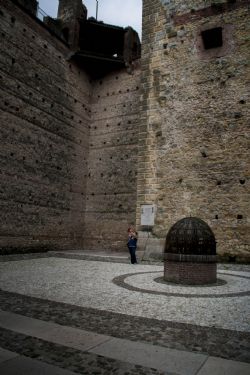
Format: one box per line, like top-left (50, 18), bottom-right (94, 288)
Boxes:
top-left (164, 261), bottom-right (217, 285)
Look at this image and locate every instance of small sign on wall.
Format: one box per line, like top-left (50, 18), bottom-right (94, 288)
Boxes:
top-left (140, 204), bottom-right (155, 226)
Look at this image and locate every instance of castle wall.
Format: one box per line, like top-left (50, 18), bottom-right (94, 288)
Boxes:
top-left (0, 0), bottom-right (91, 252)
top-left (84, 66), bottom-right (141, 251)
top-left (138, 0), bottom-right (250, 261)
top-left (1, 0), bottom-right (249, 259)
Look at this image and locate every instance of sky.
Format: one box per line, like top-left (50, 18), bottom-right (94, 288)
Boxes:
top-left (38, 0), bottom-right (142, 36)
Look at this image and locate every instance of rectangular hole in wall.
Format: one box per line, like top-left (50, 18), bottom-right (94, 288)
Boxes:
top-left (201, 27), bottom-right (223, 49)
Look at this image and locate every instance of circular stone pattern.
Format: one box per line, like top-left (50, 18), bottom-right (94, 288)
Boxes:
top-left (112, 271), bottom-right (250, 298)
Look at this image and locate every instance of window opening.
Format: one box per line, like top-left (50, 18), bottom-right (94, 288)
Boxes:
top-left (201, 27), bottom-right (223, 49)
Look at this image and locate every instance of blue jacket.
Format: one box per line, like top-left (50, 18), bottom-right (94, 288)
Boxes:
top-left (127, 237), bottom-right (137, 248)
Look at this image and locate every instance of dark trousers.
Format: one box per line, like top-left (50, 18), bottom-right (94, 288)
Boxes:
top-left (128, 247), bottom-right (137, 264)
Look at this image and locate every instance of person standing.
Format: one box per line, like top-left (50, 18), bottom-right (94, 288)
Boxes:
top-left (127, 226), bottom-right (138, 264)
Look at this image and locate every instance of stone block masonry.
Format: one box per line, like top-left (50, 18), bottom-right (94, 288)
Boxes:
top-left (0, 0), bottom-right (90, 252)
top-left (84, 67), bottom-right (141, 251)
top-left (0, 0), bottom-right (249, 260)
top-left (0, 0), bottom-right (140, 254)
top-left (137, 0), bottom-right (249, 261)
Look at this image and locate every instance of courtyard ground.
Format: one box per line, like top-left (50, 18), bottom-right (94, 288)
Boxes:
top-left (0, 251), bottom-right (249, 375)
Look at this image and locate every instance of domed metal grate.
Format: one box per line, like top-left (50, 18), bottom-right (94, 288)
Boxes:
top-left (165, 217), bottom-right (216, 256)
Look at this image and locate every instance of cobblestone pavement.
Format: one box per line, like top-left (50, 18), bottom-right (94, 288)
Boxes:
top-left (0, 256), bottom-right (249, 331)
top-left (0, 253), bottom-right (249, 374)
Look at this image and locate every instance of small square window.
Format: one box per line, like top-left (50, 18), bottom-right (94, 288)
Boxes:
top-left (201, 27), bottom-right (223, 49)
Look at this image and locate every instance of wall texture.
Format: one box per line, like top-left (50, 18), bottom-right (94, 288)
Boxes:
top-left (0, 0), bottom-right (249, 261)
top-left (0, 0), bottom-right (140, 253)
top-left (137, 0), bottom-right (249, 261)
top-left (0, 0), bottom-right (91, 252)
top-left (84, 65), bottom-right (141, 251)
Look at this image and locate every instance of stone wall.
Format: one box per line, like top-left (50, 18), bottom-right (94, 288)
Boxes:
top-left (14, 0), bottom-right (38, 16)
top-left (0, 0), bottom-right (141, 254)
top-left (138, 0), bottom-right (250, 261)
top-left (0, 0), bottom-right (91, 252)
top-left (84, 65), bottom-right (141, 251)
top-left (1, 0), bottom-right (249, 259)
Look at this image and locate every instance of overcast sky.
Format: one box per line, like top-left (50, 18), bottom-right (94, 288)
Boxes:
top-left (38, 0), bottom-right (142, 36)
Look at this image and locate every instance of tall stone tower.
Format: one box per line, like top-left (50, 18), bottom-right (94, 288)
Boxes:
top-left (57, 0), bottom-right (87, 47)
top-left (16, 0), bottom-right (38, 15)
top-left (137, 0), bottom-right (249, 261)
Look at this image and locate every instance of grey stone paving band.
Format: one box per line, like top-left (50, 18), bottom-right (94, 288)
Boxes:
top-left (0, 289), bottom-right (249, 362)
top-left (0, 253), bottom-right (50, 262)
top-left (112, 271), bottom-right (250, 298)
top-left (154, 276), bottom-right (227, 287)
top-left (0, 327), bottom-right (166, 375)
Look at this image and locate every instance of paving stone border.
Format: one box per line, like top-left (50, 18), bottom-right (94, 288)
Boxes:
top-left (0, 253), bottom-right (51, 262)
top-left (154, 276), bottom-right (227, 287)
top-left (112, 271), bottom-right (250, 298)
top-left (0, 289), bottom-right (249, 363)
top-left (0, 252), bottom-right (249, 271)
top-left (0, 327), bottom-right (167, 375)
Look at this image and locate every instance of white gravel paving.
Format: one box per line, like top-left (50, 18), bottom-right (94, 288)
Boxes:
top-left (0, 258), bottom-right (249, 332)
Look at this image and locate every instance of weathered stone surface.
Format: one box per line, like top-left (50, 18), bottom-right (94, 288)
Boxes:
top-left (0, 0), bottom-right (140, 253)
top-left (0, 0), bottom-right (91, 252)
top-left (84, 69), bottom-right (141, 251)
top-left (137, 0), bottom-right (250, 261)
top-left (0, 0), bottom-right (249, 260)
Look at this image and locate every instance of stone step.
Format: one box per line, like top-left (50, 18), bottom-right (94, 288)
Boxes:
top-left (1, 311), bottom-right (250, 375)
top-left (0, 348), bottom-right (79, 375)
top-left (49, 250), bottom-right (145, 263)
